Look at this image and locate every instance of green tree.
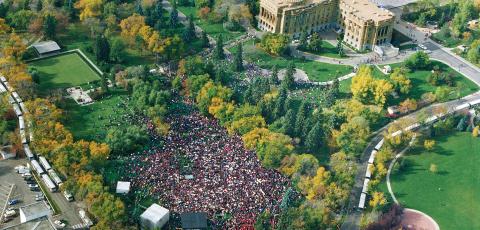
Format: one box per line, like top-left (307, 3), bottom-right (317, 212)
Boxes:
top-left (283, 62), bottom-right (295, 90)
top-left (95, 34), bottom-right (110, 63)
top-left (405, 51), bottom-right (430, 70)
top-left (295, 101), bottom-right (309, 138)
top-left (283, 109), bottom-right (296, 136)
top-left (105, 125), bottom-right (149, 155)
top-left (110, 38), bottom-right (125, 63)
top-left (36, 0), bottom-right (43, 11)
top-left (183, 14), bottom-right (196, 42)
top-left (201, 31), bottom-right (209, 48)
top-left (299, 32), bottom-right (308, 50)
top-left (234, 43), bottom-right (243, 71)
top-left (308, 33), bottom-right (323, 53)
top-left (305, 122), bottom-right (322, 152)
top-left (274, 86), bottom-right (288, 119)
top-left (43, 14), bottom-right (57, 39)
top-left (270, 64), bottom-right (279, 85)
top-left (214, 35), bottom-right (225, 60)
top-left (169, 0), bottom-right (178, 28)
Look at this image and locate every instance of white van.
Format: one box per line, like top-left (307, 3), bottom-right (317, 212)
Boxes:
top-left (63, 190), bottom-right (73, 201)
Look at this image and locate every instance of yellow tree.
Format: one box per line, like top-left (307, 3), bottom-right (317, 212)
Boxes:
top-left (1, 33), bottom-right (27, 62)
top-left (119, 14), bottom-right (146, 44)
top-left (0, 18), bottom-right (11, 34)
top-left (75, 0), bottom-right (104, 21)
top-left (373, 79), bottom-right (394, 106)
top-left (351, 66), bottom-right (375, 104)
top-left (369, 192), bottom-right (387, 210)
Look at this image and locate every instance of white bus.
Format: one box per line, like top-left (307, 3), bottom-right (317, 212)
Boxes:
top-left (13, 104), bottom-right (22, 117)
top-left (20, 129), bottom-right (28, 144)
top-left (23, 144), bottom-right (34, 160)
top-left (12, 91), bottom-right (22, 103)
top-left (29, 160), bottom-right (45, 175)
top-left (48, 169), bottom-right (63, 187)
top-left (18, 116), bottom-right (25, 130)
top-left (38, 156), bottom-right (52, 171)
top-left (41, 174), bottom-right (57, 192)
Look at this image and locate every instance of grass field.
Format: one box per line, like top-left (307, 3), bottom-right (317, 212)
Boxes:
top-left (389, 132), bottom-right (480, 230)
top-left (377, 61), bottom-right (479, 104)
top-left (231, 40), bottom-right (353, 82)
top-left (63, 90), bottom-right (131, 141)
top-left (177, 5), bottom-right (244, 41)
top-left (300, 41), bottom-right (347, 59)
top-left (29, 52), bottom-right (101, 92)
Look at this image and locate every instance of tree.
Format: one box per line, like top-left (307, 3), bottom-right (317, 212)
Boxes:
top-left (369, 192), bottom-right (387, 210)
top-left (305, 122), bottom-right (322, 152)
top-left (299, 32), bottom-right (308, 50)
top-left (283, 62), bottom-right (295, 90)
top-left (473, 126), bottom-right (480, 137)
top-left (110, 38), bottom-right (125, 63)
top-left (106, 125), bottom-right (149, 155)
top-left (295, 101), bottom-right (309, 138)
top-left (169, 0), bottom-right (178, 28)
top-left (36, 0), bottom-right (43, 11)
top-left (201, 31), bottom-right (209, 48)
top-left (214, 35), bottom-right (225, 60)
top-left (95, 35), bottom-right (110, 64)
top-left (119, 14), bottom-right (146, 45)
top-left (273, 86), bottom-right (287, 119)
top-left (283, 109), bottom-right (296, 136)
top-left (183, 14), bottom-right (196, 42)
top-left (74, 0), bottom-right (104, 21)
top-left (43, 14), bottom-right (57, 39)
top-left (270, 64), bottom-right (279, 85)
top-left (429, 163), bottom-right (438, 174)
top-left (259, 33), bottom-right (289, 55)
top-left (424, 139), bottom-right (435, 151)
top-left (234, 43), bottom-right (243, 71)
top-left (308, 33), bottom-right (323, 53)
top-left (399, 98), bottom-right (417, 113)
top-left (351, 66), bottom-right (393, 106)
top-left (390, 68), bottom-right (411, 94)
top-left (405, 51), bottom-right (430, 70)
top-left (6, 10), bottom-right (36, 30)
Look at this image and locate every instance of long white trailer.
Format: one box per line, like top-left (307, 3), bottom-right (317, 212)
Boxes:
top-left (0, 76), bottom-right (6, 82)
top-left (374, 139), bottom-right (384, 151)
top-left (20, 129), bottom-right (27, 144)
top-left (48, 169), bottom-right (63, 187)
top-left (12, 104), bottom-right (22, 116)
top-left (12, 91), bottom-right (22, 103)
top-left (30, 160), bottom-right (45, 175)
top-left (365, 163), bottom-right (373, 179)
top-left (358, 193), bottom-right (367, 209)
top-left (23, 144), bottom-right (34, 159)
top-left (38, 156), bottom-right (52, 171)
top-left (19, 102), bottom-right (28, 113)
top-left (368, 150), bottom-right (377, 164)
top-left (0, 83), bottom-right (6, 93)
top-left (362, 178), bottom-right (370, 194)
top-left (42, 174), bottom-right (57, 192)
top-left (18, 116), bottom-right (25, 130)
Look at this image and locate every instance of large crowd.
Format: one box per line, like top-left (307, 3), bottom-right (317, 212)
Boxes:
top-left (125, 110), bottom-right (289, 228)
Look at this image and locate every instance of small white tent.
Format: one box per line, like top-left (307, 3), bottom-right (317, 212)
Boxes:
top-left (140, 204), bottom-right (170, 229)
top-left (116, 181), bottom-right (131, 194)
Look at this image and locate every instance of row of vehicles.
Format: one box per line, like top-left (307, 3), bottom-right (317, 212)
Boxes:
top-left (1, 76), bottom-right (73, 202)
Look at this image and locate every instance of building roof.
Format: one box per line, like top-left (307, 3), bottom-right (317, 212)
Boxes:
top-left (2, 217), bottom-right (54, 230)
top-left (140, 204), bottom-right (169, 223)
top-left (19, 201), bottom-right (51, 218)
top-left (32, 41), bottom-right (61, 54)
top-left (342, 0), bottom-right (394, 22)
top-left (180, 212), bottom-right (208, 229)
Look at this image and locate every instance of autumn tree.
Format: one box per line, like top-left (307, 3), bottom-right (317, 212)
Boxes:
top-left (119, 14), bottom-right (146, 45)
top-left (369, 192), bottom-right (387, 210)
top-left (74, 0), bottom-right (104, 21)
top-left (390, 67), bottom-right (411, 94)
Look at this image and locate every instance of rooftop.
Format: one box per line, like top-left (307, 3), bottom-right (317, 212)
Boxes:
top-left (19, 201), bottom-right (51, 217)
top-left (140, 204), bottom-right (169, 223)
top-left (342, 0), bottom-right (394, 21)
top-left (32, 41), bottom-right (61, 54)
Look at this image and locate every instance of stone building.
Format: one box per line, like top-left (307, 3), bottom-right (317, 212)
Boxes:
top-left (258, 0), bottom-right (395, 51)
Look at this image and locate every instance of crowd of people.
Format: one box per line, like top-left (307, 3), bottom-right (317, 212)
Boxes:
top-left (125, 110), bottom-right (290, 228)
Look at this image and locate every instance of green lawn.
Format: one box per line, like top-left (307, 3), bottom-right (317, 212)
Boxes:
top-left (300, 41), bottom-right (347, 59)
top-left (378, 61), bottom-right (479, 104)
top-left (29, 52), bottom-right (101, 92)
top-left (389, 132), bottom-right (480, 230)
top-left (231, 40), bottom-right (353, 82)
top-left (176, 5), bottom-right (244, 41)
top-left (63, 90), bottom-right (132, 141)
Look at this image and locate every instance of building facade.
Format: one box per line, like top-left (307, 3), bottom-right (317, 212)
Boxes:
top-left (258, 0), bottom-right (395, 51)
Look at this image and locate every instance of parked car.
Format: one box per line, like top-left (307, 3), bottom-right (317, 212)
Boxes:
top-left (54, 220), bottom-right (66, 229)
top-left (24, 176), bottom-right (33, 181)
top-left (26, 180), bottom-right (36, 184)
top-left (35, 195), bottom-right (44, 201)
top-left (418, 44), bottom-right (427, 50)
top-left (4, 209), bottom-right (16, 218)
top-left (63, 190), bottom-right (74, 202)
top-left (30, 187), bottom-right (40, 191)
top-left (8, 199), bottom-right (19, 205)
top-left (21, 173), bottom-right (31, 178)
top-left (28, 184), bottom-right (39, 189)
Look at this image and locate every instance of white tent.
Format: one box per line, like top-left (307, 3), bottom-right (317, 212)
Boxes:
top-left (140, 204), bottom-right (170, 229)
top-left (116, 181), bottom-right (131, 194)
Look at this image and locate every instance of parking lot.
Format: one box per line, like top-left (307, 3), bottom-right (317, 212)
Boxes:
top-left (0, 158), bottom-right (41, 228)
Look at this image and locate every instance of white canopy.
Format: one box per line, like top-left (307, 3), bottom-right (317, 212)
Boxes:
top-left (116, 181), bottom-right (131, 194)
